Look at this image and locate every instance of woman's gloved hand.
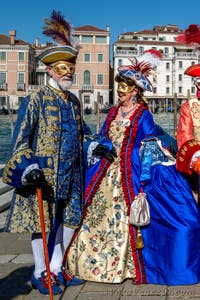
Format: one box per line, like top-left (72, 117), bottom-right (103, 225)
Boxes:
top-left (92, 144), bottom-right (117, 163)
top-left (25, 169), bottom-right (45, 187)
top-left (192, 157), bottom-right (200, 174)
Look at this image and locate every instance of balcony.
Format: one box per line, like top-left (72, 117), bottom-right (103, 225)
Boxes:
top-left (174, 52), bottom-right (198, 59)
top-left (115, 50), bottom-right (138, 57)
top-left (17, 83), bottom-right (25, 91)
top-left (81, 85), bottom-right (94, 92)
top-left (0, 83), bottom-right (7, 91)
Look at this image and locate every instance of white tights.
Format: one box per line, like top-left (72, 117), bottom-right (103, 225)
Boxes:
top-left (31, 226), bottom-right (75, 278)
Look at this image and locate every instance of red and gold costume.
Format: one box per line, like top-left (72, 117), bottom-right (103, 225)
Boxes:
top-left (176, 97), bottom-right (200, 174)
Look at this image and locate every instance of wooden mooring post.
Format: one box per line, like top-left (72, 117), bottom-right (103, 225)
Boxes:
top-left (173, 93), bottom-right (177, 137)
top-left (96, 92), bottom-right (101, 133)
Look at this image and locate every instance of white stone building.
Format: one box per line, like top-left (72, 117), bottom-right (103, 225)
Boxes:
top-left (113, 24), bottom-right (199, 112)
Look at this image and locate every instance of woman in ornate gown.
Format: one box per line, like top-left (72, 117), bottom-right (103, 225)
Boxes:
top-left (67, 50), bottom-right (200, 285)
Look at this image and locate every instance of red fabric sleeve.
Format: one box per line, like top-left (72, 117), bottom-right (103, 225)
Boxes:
top-left (176, 101), bottom-right (194, 150)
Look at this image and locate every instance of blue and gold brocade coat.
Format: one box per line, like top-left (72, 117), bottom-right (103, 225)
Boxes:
top-left (2, 86), bottom-right (85, 233)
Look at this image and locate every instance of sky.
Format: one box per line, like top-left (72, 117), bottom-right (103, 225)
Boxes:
top-left (1, 0), bottom-right (200, 47)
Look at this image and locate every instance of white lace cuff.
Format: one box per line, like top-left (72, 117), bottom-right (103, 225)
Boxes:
top-left (87, 142), bottom-right (100, 167)
top-left (190, 151), bottom-right (200, 168)
top-left (21, 163), bottom-right (40, 185)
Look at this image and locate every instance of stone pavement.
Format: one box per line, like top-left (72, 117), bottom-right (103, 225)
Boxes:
top-left (1, 232), bottom-right (200, 300)
top-left (1, 180), bottom-right (200, 299)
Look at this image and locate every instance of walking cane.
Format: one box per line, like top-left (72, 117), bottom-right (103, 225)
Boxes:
top-left (36, 187), bottom-right (53, 300)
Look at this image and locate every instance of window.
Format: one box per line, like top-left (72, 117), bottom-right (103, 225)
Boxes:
top-left (83, 70), bottom-right (90, 84)
top-left (97, 74), bottom-right (103, 85)
top-left (166, 87), bottom-right (170, 94)
top-left (138, 46), bottom-right (144, 54)
top-left (153, 87), bottom-right (157, 93)
top-left (178, 74), bottom-right (182, 81)
top-left (18, 72), bottom-right (24, 83)
top-left (18, 97), bottom-right (23, 105)
top-left (84, 95), bottom-right (90, 104)
top-left (166, 75), bottom-right (170, 82)
top-left (191, 87), bottom-right (195, 93)
top-left (98, 53), bottom-right (103, 62)
top-left (84, 53), bottom-right (90, 62)
top-left (95, 36), bottom-right (106, 43)
top-left (18, 52), bottom-right (25, 61)
top-left (178, 61), bottom-right (183, 69)
top-left (82, 36), bottom-right (93, 43)
top-left (164, 47), bottom-right (169, 55)
top-left (73, 35), bottom-right (79, 44)
top-left (0, 72), bottom-right (6, 83)
top-left (118, 59), bottom-right (122, 66)
top-left (166, 62), bottom-right (170, 70)
top-left (0, 96), bottom-right (6, 106)
top-left (72, 73), bottom-right (77, 85)
top-left (0, 52), bottom-right (6, 60)
top-left (179, 86), bottom-right (182, 93)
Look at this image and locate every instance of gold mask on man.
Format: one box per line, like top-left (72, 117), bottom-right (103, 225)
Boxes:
top-left (51, 62), bottom-right (75, 76)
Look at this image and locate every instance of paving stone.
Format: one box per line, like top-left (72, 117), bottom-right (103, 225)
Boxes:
top-left (0, 265), bottom-right (33, 298)
top-left (0, 254), bottom-right (17, 263)
top-left (168, 284), bottom-right (200, 298)
top-left (82, 281), bottom-right (123, 295)
top-left (0, 233), bottom-right (32, 254)
top-left (12, 254), bottom-right (34, 264)
top-left (77, 294), bottom-right (119, 300)
top-left (0, 263), bottom-right (21, 279)
top-left (122, 281), bottom-right (168, 297)
top-left (121, 297), bottom-right (166, 300)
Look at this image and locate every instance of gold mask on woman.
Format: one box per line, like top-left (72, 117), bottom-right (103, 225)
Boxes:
top-left (117, 82), bottom-right (135, 94)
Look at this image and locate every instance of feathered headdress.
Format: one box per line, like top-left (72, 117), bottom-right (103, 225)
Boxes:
top-left (118, 49), bottom-right (162, 91)
top-left (42, 10), bottom-right (73, 46)
top-left (176, 24), bottom-right (200, 78)
top-left (36, 10), bottom-right (78, 65)
top-left (175, 24), bottom-right (200, 50)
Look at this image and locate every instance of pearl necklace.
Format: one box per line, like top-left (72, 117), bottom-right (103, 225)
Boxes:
top-left (120, 104), bottom-right (136, 118)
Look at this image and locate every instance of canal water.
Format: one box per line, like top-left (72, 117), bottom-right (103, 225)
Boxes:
top-left (0, 112), bottom-right (178, 165)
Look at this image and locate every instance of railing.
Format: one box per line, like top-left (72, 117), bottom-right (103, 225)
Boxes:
top-left (115, 50), bottom-right (138, 57)
top-left (28, 85), bottom-right (41, 93)
top-left (17, 83), bottom-right (25, 91)
top-left (0, 83), bottom-right (7, 91)
top-left (81, 85), bottom-right (94, 92)
top-left (174, 52), bottom-right (198, 59)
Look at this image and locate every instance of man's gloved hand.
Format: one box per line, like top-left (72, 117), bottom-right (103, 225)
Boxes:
top-left (25, 169), bottom-right (45, 187)
top-left (92, 144), bottom-right (117, 163)
top-left (192, 157), bottom-right (200, 174)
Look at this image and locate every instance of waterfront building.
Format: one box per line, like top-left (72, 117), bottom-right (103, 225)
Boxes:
top-left (113, 24), bottom-right (199, 112)
top-left (0, 24), bottom-right (199, 114)
top-left (71, 25), bottom-right (110, 113)
top-left (32, 25), bottom-right (110, 113)
top-left (0, 30), bottom-right (36, 113)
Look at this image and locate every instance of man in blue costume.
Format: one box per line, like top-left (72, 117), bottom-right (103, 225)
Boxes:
top-left (2, 10), bottom-right (88, 295)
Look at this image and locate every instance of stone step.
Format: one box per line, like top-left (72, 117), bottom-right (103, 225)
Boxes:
top-left (0, 187), bottom-right (13, 213)
top-left (0, 177), bottom-right (13, 195)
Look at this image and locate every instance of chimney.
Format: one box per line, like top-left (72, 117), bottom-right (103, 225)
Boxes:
top-left (106, 25), bottom-right (110, 32)
top-left (9, 30), bottom-right (16, 45)
top-left (35, 37), bottom-right (39, 47)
